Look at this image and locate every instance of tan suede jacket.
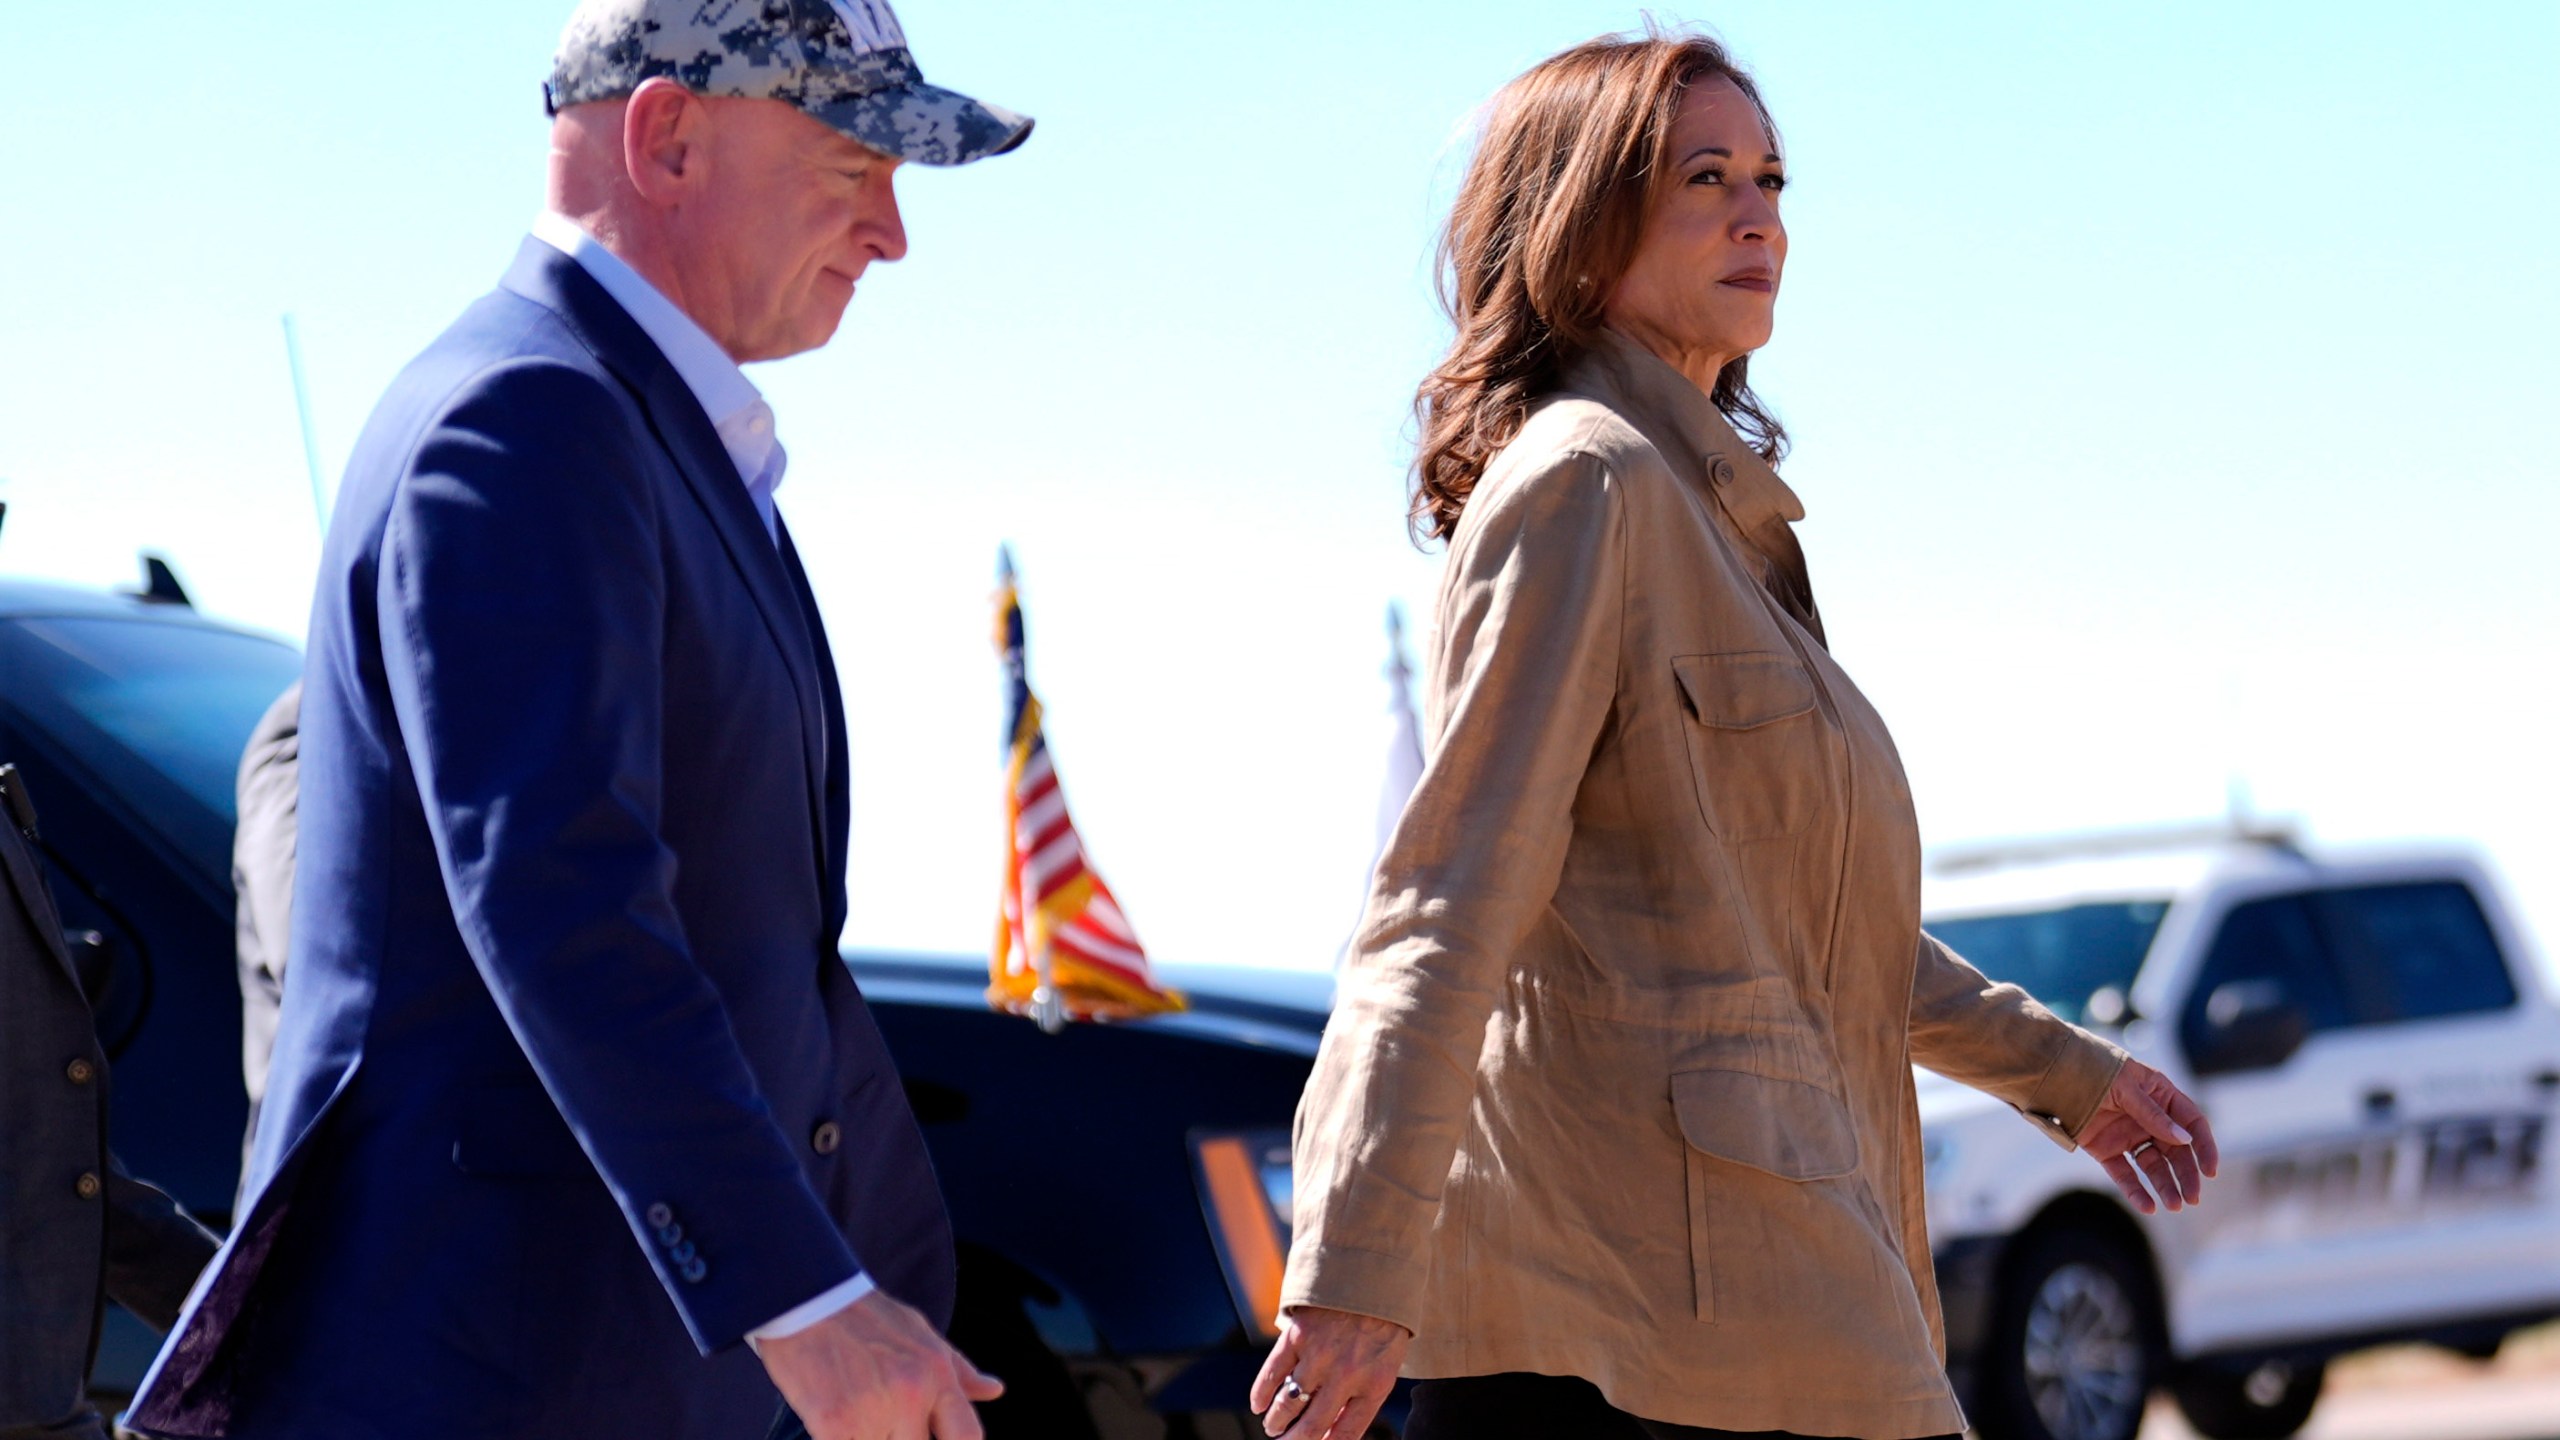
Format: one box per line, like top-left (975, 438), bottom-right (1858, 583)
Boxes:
top-left (1282, 332), bottom-right (2127, 1438)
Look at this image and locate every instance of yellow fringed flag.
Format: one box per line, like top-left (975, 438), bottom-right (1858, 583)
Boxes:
top-left (989, 550), bottom-right (1185, 1031)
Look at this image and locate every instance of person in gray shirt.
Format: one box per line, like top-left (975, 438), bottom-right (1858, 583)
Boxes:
top-left (230, 682), bottom-right (298, 1205)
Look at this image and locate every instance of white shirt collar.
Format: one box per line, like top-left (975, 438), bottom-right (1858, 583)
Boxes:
top-left (531, 212), bottom-right (785, 542)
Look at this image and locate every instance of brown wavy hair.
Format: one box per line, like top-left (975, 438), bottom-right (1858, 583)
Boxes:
top-left (1411, 29), bottom-right (1787, 542)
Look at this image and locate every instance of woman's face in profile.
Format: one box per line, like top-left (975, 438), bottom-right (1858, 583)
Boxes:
top-left (1605, 76), bottom-right (1788, 375)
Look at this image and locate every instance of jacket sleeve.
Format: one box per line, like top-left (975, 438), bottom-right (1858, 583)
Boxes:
top-left (101, 1156), bottom-right (220, 1333)
top-left (1908, 930), bottom-right (2126, 1147)
top-left (377, 359), bottom-right (861, 1354)
top-left (1280, 450), bottom-right (1624, 1333)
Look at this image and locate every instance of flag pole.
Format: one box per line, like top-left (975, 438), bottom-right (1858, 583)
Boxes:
top-left (1342, 601), bottom-right (1427, 972)
top-left (1033, 960), bottom-right (1064, 1034)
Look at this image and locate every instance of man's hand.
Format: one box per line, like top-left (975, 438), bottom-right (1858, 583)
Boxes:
top-left (1250, 1305), bottom-right (1410, 1439)
top-left (2075, 1057), bottom-right (2221, 1215)
top-left (754, 1290), bottom-right (1003, 1440)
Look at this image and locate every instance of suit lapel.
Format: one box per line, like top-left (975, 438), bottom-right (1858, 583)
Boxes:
top-left (0, 815), bottom-right (79, 997)
top-left (777, 523), bottom-right (852, 939)
top-left (498, 240), bottom-right (831, 866)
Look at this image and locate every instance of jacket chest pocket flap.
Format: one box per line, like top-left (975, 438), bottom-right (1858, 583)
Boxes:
top-left (1670, 653), bottom-right (1823, 842)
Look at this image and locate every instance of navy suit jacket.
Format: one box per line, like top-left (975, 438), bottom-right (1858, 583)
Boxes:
top-left (129, 241), bottom-right (955, 1439)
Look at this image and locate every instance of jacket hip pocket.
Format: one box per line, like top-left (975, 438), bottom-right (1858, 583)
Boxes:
top-left (1685, 1146), bottom-right (1717, 1322)
top-left (450, 1078), bottom-right (594, 1181)
top-left (1671, 653), bottom-right (1824, 842)
top-left (1674, 1067), bottom-right (1863, 1323)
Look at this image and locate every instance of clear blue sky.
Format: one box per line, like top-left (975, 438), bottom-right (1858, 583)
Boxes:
top-left (4, 1), bottom-right (2555, 973)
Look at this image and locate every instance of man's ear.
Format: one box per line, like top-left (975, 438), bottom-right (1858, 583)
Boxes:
top-left (623, 77), bottom-right (708, 206)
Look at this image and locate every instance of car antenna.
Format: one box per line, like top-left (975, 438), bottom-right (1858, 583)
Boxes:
top-left (283, 313), bottom-right (329, 529)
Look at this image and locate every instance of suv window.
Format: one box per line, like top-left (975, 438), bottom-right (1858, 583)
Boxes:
top-left (2322, 881), bottom-right (2515, 1023)
top-left (0, 615), bottom-right (300, 825)
top-left (2179, 894), bottom-right (2361, 1062)
top-left (1926, 901), bottom-right (2169, 1027)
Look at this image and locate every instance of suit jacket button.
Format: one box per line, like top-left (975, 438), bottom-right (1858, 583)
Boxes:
top-left (65, 1058), bottom-right (96, 1085)
top-left (1709, 455), bottom-right (1737, 488)
top-left (646, 1202), bottom-right (674, 1230)
top-left (811, 1121), bottom-right (842, 1156)
top-left (657, 1221), bottom-right (684, 1246)
top-left (670, 1240), bottom-right (696, 1265)
top-left (679, 1256), bottom-right (708, 1284)
top-left (75, 1172), bottom-right (102, 1200)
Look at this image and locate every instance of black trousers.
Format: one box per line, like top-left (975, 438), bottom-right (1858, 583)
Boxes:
top-left (1403, 1373), bottom-right (1960, 1440)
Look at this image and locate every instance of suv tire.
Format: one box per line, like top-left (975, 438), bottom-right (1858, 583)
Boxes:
top-left (2168, 1359), bottom-right (2325, 1440)
top-left (1974, 1225), bottom-right (2162, 1440)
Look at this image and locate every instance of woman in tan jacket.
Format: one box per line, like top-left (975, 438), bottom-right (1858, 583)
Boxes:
top-left (1252, 31), bottom-right (2220, 1440)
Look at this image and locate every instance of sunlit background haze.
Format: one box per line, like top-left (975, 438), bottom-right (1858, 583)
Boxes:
top-left (4, 1), bottom-right (2555, 975)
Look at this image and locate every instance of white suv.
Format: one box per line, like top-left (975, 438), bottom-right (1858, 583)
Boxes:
top-left (1918, 827), bottom-right (2560, 1440)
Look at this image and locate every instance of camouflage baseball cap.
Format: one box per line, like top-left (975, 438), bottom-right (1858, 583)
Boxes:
top-left (545, 0), bottom-right (1032, 166)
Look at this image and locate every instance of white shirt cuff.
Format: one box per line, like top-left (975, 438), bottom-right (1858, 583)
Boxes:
top-left (747, 1272), bottom-right (877, 1341)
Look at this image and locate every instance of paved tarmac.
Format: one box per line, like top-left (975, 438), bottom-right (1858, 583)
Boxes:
top-left (2140, 1324), bottom-right (2560, 1440)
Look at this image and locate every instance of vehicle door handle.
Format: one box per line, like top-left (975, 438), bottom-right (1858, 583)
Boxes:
top-left (2364, 1088), bottom-right (2397, 1120)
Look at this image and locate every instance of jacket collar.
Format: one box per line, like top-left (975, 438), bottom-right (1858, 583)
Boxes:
top-left (1568, 329), bottom-right (1802, 527)
top-left (496, 238), bottom-right (833, 867)
top-left (529, 214), bottom-right (767, 447)
top-left (529, 213), bottom-right (785, 539)
top-left (1563, 329), bottom-right (1826, 646)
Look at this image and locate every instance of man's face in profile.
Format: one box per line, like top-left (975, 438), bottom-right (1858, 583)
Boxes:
top-left (690, 96), bottom-right (910, 363)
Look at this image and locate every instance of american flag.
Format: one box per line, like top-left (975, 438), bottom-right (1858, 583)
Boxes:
top-left (989, 550), bottom-right (1185, 1031)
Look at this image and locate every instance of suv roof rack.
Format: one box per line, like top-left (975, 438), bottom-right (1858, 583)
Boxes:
top-left (1928, 817), bottom-right (2303, 877)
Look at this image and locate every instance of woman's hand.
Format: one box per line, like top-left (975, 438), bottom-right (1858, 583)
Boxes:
top-left (1249, 1305), bottom-right (1411, 1439)
top-left (2074, 1057), bottom-right (2221, 1214)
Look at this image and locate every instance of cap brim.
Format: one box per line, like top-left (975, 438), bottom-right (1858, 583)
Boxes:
top-left (810, 82), bottom-right (1032, 167)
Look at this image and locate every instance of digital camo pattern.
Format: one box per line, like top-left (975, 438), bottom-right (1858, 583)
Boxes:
top-left (547, 0), bottom-right (1031, 165)
top-left (805, 72), bottom-right (1030, 166)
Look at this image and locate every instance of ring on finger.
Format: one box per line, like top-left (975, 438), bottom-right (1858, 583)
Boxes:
top-left (2128, 1140), bottom-right (2157, 1159)
top-left (1279, 1375), bottom-right (1310, 1404)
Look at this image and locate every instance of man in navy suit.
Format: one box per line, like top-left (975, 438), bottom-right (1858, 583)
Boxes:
top-left (128, 3), bottom-right (1030, 1437)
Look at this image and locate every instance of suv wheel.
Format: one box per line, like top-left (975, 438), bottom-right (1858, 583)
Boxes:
top-left (2169, 1359), bottom-right (2326, 1440)
top-left (1974, 1226), bottom-right (2161, 1440)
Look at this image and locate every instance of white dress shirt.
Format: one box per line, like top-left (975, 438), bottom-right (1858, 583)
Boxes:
top-left (531, 213), bottom-right (873, 1341)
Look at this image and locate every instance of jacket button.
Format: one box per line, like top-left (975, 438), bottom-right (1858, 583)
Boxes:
top-left (75, 1172), bottom-right (102, 1200)
top-left (646, 1202), bottom-right (674, 1230)
top-left (670, 1239), bottom-right (697, 1265)
top-left (657, 1221), bottom-right (684, 1246)
top-left (1709, 455), bottom-right (1737, 488)
top-left (65, 1058), bottom-right (96, 1085)
top-left (811, 1121), bottom-right (842, 1156)
top-left (679, 1256), bottom-right (708, 1284)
